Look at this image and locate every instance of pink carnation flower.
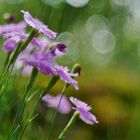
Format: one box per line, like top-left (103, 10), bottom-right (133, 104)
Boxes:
top-left (21, 10), bottom-right (56, 39)
top-left (69, 97), bottom-right (98, 125)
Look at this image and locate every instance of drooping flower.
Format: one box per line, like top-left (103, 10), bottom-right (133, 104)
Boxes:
top-left (0, 22), bottom-right (26, 35)
top-left (56, 66), bottom-right (79, 90)
top-left (42, 94), bottom-right (71, 114)
top-left (21, 10), bottom-right (57, 39)
top-left (69, 97), bottom-right (98, 125)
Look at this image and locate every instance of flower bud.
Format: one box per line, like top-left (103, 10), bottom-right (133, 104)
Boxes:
top-left (3, 13), bottom-right (15, 23)
top-left (71, 63), bottom-right (81, 76)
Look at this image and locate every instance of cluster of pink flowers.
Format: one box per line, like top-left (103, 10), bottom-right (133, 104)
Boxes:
top-left (43, 94), bottom-right (98, 125)
top-left (1, 10), bottom-right (79, 90)
top-left (0, 10), bottom-right (98, 126)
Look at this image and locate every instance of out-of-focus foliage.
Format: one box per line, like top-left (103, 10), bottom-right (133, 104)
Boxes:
top-left (0, 0), bottom-right (140, 140)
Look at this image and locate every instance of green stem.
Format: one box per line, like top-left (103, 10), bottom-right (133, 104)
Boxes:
top-left (56, 112), bottom-right (79, 140)
top-left (3, 52), bottom-right (11, 71)
top-left (0, 28), bottom-right (37, 99)
top-left (46, 64), bottom-right (80, 140)
top-left (25, 68), bottom-right (38, 93)
top-left (17, 75), bottom-right (59, 140)
top-left (0, 42), bottom-right (22, 98)
top-left (7, 68), bottom-right (38, 140)
top-left (47, 84), bottom-right (68, 140)
top-left (42, 75), bottom-right (59, 97)
top-left (9, 29), bottom-right (37, 66)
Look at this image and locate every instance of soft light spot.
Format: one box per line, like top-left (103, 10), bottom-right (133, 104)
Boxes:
top-left (128, 0), bottom-right (140, 18)
top-left (42, 0), bottom-right (64, 6)
top-left (56, 32), bottom-right (74, 46)
top-left (5, 0), bottom-right (23, 4)
top-left (66, 0), bottom-right (89, 7)
top-left (92, 29), bottom-right (116, 54)
top-left (86, 15), bottom-right (108, 34)
top-left (89, 50), bottom-right (113, 66)
top-left (124, 17), bottom-right (140, 41)
top-left (112, 0), bottom-right (128, 6)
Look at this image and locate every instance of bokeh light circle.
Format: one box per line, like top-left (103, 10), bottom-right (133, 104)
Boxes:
top-left (92, 29), bottom-right (116, 54)
top-left (66, 0), bottom-right (89, 7)
top-left (86, 15), bottom-right (108, 34)
top-left (128, 0), bottom-right (140, 18)
top-left (42, 0), bottom-right (64, 6)
top-left (5, 0), bottom-right (23, 4)
top-left (112, 0), bottom-right (128, 6)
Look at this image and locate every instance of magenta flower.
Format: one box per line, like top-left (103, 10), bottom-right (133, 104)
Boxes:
top-left (69, 97), bottom-right (98, 125)
top-left (21, 10), bottom-right (56, 39)
top-left (42, 94), bottom-right (71, 114)
top-left (56, 66), bottom-right (79, 90)
top-left (0, 22), bottom-right (26, 35)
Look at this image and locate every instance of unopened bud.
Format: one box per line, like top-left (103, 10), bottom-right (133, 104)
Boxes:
top-left (3, 13), bottom-right (15, 23)
top-left (71, 64), bottom-right (81, 76)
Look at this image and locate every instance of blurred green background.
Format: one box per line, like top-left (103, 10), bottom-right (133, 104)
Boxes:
top-left (0, 0), bottom-right (140, 140)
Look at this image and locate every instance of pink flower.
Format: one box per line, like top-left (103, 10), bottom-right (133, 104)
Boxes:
top-left (56, 66), bottom-right (79, 90)
top-left (0, 22), bottom-right (26, 35)
top-left (42, 94), bottom-right (71, 114)
top-left (69, 97), bottom-right (98, 125)
top-left (21, 10), bottom-right (56, 39)
top-left (2, 31), bottom-right (43, 52)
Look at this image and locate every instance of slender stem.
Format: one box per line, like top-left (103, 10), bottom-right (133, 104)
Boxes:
top-left (0, 42), bottom-right (22, 98)
top-left (47, 84), bottom-right (68, 140)
top-left (56, 112), bottom-right (79, 140)
top-left (42, 75), bottom-right (59, 97)
top-left (9, 29), bottom-right (37, 66)
top-left (46, 64), bottom-right (80, 140)
top-left (7, 68), bottom-right (38, 140)
top-left (3, 52), bottom-right (11, 71)
top-left (17, 75), bottom-right (59, 140)
top-left (0, 28), bottom-right (37, 99)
